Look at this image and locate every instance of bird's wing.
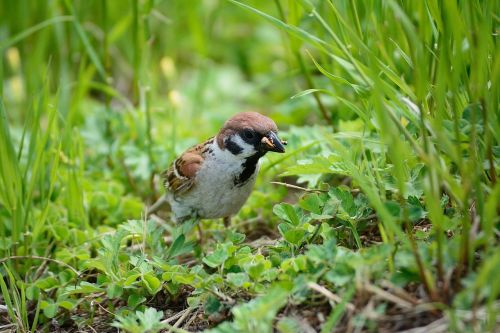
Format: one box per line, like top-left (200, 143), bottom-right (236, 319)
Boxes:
top-left (161, 141), bottom-right (207, 196)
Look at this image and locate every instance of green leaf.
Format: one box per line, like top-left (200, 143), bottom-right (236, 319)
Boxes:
top-left (281, 256), bottom-right (308, 273)
top-left (230, 285), bottom-right (290, 332)
top-left (64, 282), bottom-right (103, 295)
top-left (173, 273), bottom-right (196, 285)
top-left (228, 231), bottom-right (246, 244)
top-left (299, 193), bottom-right (323, 214)
top-left (273, 203), bottom-right (301, 226)
top-left (329, 187), bottom-right (356, 217)
top-left (384, 201), bottom-right (401, 218)
top-left (187, 296), bottom-right (201, 308)
top-left (35, 276), bottom-right (59, 291)
top-left (407, 196), bottom-right (426, 222)
top-left (247, 262), bottom-right (265, 281)
top-left (284, 228), bottom-right (307, 246)
top-left (57, 299), bottom-right (77, 310)
top-left (277, 317), bottom-right (301, 333)
top-left (261, 267), bottom-right (279, 282)
top-left (124, 273), bottom-right (142, 286)
top-left (290, 88), bottom-right (334, 99)
top-left (227, 272), bottom-right (249, 287)
top-left (325, 263), bottom-right (355, 286)
top-left (128, 294), bottom-right (146, 308)
top-left (283, 156), bottom-right (335, 176)
top-left (42, 302), bottom-right (58, 319)
top-left (112, 307), bottom-right (165, 333)
top-left (307, 239), bottom-right (337, 263)
top-left (26, 285), bottom-right (40, 301)
top-left (204, 295), bottom-right (222, 315)
top-left (107, 283), bottom-right (124, 299)
top-left (408, 203), bottom-right (426, 222)
top-left (278, 223), bottom-right (292, 237)
top-left (137, 307), bottom-right (165, 331)
top-left (203, 247), bottom-right (230, 268)
top-left (142, 273), bottom-right (162, 294)
top-left (167, 234), bottom-right (186, 258)
top-left (161, 265), bottom-right (187, 281)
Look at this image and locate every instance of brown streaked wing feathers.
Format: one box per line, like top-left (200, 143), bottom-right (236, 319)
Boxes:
top-left (161, 139), bottom-right (212, 195)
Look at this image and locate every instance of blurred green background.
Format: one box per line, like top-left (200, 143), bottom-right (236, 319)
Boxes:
top-left (1, 0), bottom-right (313, 128)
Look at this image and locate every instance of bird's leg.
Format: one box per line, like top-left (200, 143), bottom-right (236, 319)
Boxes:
top-left (197, 223), bottom-right (204, 246)
top-left (223, 216), bottom-right (231, 228)
top-left (146, 194), bottom-right (169, 217)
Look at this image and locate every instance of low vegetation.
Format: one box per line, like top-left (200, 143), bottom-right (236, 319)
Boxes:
top-left (0, 1), bottom-right (498, 332)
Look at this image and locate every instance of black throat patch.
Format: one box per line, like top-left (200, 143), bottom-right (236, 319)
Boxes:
top-left (234, 152), bottom-right (265, 187)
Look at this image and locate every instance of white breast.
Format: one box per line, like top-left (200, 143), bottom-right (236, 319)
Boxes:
top-left (168, 141), bottom-right (260, 221)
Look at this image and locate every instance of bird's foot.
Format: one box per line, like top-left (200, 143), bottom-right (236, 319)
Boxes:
top-left (223, 216), bottom-right (231, 228)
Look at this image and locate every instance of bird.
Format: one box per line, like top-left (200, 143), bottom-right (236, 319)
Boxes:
top-left (149, 112), bottom-right (286, 227)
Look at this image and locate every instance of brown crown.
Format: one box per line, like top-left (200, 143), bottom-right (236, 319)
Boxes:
top-left (217, 112), bottom-right (278, 149)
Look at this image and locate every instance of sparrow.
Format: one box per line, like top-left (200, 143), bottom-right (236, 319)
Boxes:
top-left (154, 112), bottom-right (286, 226)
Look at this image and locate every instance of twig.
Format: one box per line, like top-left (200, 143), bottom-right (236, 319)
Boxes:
top-left (358, 213), bottom-right (378, 222)
top-left (245, 236), bottom-right (278, 249)
top-left (211, 288), bottom-right (235, 305)
top-left (162, 310), bottom-right (194, 333)
top-left (0, 323), bottom-right (16, 330)
top-left (233, 214), bottom-right (263, 228)
top-left (128, 235), bottom-right (172, 252)
top-left (454, 302), bottom-right (500, 322)
top-left (163, 323), bottom-right (191, 333)
top-left (0, 256), bottom-right (79, 276)
top-left (182, 308), bottom-right (200, 330)
top-left (376, 303), bottom-right (440, 324)
top-left (307, 282), bottom-right (356, 312)
top-left (33, 243), bottom-right (56, 281)
top-left (86, 324), bottom-right (98, 333)
top-left (271, 181), bottom-right (327, 193)
top-left (397, 317), bottom-right (448, 333)
top-left (93, 301), bottom-right (116, 317)
top-left (363, 283), bottom-right (413, 309)
top-left (162, 308), bottom-right (189, 324)
top-left (147, 194), bottom-right (169, 217)
top-left (150, 213), bottom-right (167, 225)
top-left (160, 308), bottom-right (197, 333)
top-left (169, 307), bottom-right (194, 333)
top-left (356, 298), bottom-right (376, 329)
top-left (32, 258), bottom-right (49, 281)
top-left (380, 280), bottom-right (420, 305)
top-left (406, 226), bottom-right (440, 302)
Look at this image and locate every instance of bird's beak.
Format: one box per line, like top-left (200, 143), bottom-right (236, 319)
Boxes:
top-left (261, 132), bottom-right (287, 153)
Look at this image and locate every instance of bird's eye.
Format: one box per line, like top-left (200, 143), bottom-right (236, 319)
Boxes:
top-left (243, 129), bottom-right (255, 139)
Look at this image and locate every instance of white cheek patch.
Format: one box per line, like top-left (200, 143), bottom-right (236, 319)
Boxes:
top-left (231, 135), bottom-right (257, 157)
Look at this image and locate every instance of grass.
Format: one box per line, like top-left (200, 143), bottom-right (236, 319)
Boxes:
top-left (0, 0), bottom-right (499, 332)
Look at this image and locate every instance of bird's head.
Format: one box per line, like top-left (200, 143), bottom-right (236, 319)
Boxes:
top-left (217, 112), bottom-right (287, 158)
